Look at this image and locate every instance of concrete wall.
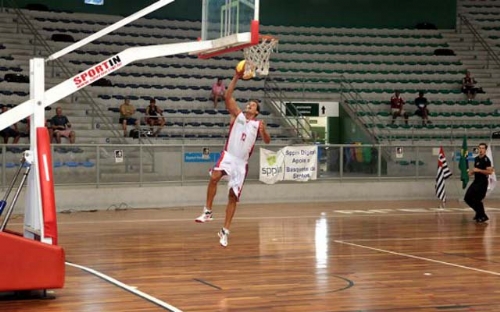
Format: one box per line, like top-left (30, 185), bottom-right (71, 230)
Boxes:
top-left (9, 178), bottom-right (482, 214)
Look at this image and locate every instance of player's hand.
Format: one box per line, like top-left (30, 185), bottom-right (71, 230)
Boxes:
top-left (234, 71), bottom-right (243, 79)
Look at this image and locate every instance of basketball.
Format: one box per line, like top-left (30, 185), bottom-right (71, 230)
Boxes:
top-left (235, 60), bottom-right (255, 80)
top-left (235, 60), bottom-right (246, 74)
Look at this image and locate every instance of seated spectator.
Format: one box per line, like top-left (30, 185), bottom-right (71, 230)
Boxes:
top-left (145, 99), bottom-right (165, 137)
top-left (48, 107), bottom-right (76, 144)
top-left (210, 77), bottom-right (226, 109)
top-left (119, 97), bottom-right (140, 137)
top-left (414, 91), bottom-right (431, 126)
top-left (23, 115), bottom-right (30, 125)
top-left (462, 71), bottom-right (477, 102)
top-left (390, 90), bottom-right (408, 125)
top-left (0, 105), bottom-right (21, 145)
top-left (19, 116), bottom-right (30, 140)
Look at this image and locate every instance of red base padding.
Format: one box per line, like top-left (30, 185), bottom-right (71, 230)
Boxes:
top-left (0, 232), bottom-right (65, 291)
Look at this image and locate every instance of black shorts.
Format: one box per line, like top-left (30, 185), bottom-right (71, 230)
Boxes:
top-left (0, 128), bottom-right (19, 138)
top-left (462, 86), bottom-right (476, 94)
top-left (119, 117), bottom-right (137, 125)
top-left (465, 181), bottom-right (488, 201)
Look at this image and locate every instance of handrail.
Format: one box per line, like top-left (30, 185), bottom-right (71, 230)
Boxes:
top-left (264, 73), bottom-right (390, 143)
top-left (263, 76), bottom-right (315, 142)
top-left (458, 13), bottom-right (500, 69)
top-left (337, 75), bottom-right (390, 143)
top-left (6, 2), bottom-right (126, 144)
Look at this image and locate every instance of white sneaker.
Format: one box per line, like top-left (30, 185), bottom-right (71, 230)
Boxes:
top-left (218, 228), bottom-right (230, 247)
top-left (195, 207), bottom-right (213, 223)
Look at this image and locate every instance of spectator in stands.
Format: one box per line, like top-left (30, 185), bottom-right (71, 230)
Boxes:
top-left (119, 97), bottom-right (140, 137)
top-left (0, 105), bottom-right (21, 146)
top-left (210, 77), bottom-right (226, 109)
top-left (49, 107), bottom-right (76, 144)
top-left (19, 116), bottom-right (30, 141)
top-left (414, 91), bottom-right (431, 126)
top-left (145, 99), bottom-right (165, 137)
top-left (390, 90), bottom-right (408, 125)
top-left (462, 71), bottom-right (477, 102)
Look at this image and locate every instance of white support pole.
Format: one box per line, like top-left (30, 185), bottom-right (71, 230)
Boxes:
top-left (24, 58), bottom-right (45, 241)
top-left (46, 0), bottom-right (176, 62)
top-left (201, 0), bottom-right (208, 40)
top-left (0, 40), bottom-right (219, 128)
top-left (254, 0), bottom-right (260, 21)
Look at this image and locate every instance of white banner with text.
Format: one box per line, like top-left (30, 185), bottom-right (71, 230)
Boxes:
top-left (259, 146), bottom-right (318, 184)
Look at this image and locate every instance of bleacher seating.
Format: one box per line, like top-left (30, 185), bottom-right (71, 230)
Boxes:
top-left (0, 5), bottom-right (498, 152)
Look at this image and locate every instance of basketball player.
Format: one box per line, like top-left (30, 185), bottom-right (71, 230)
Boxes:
top-left (195, 71), bottom-right (271, 247)
top-left (464, 143), bottom-right (493, 223)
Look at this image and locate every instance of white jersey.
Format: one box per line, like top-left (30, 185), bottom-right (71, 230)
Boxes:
top-left (224, 112), bottom-right (260, 162)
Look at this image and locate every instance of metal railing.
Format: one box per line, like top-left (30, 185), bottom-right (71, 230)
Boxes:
top-left (458, 13), bottom-right (500, 69)
top-left (264, 73), bottom-right (391, 143)
top-left (0, 142), bottom-right (495, 188)
top-left (338, 76), bottom-right (390, 143)
top-left (263, 76), bottom-right (315, 142)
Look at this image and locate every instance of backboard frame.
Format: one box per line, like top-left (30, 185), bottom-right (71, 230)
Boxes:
top-left (198, 0), bottom-right (260, 59)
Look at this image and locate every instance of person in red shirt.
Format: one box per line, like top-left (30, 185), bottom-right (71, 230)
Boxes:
top-left (390, 90), bottom-right (408, 125)
top-left (210, 77), bottom-right (226, 109)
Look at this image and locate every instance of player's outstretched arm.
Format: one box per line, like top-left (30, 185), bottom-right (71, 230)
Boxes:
top-left (225, 73), bottom-right (242, 118)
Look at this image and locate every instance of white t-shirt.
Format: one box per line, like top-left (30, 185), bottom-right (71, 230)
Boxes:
top-left (224, 112), bottom-right (260, 162)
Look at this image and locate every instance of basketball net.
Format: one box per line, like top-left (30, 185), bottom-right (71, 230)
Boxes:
top-left (243, 35), bottom-right (278, 76)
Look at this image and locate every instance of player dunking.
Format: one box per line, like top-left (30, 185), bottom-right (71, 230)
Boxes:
top-left (195, 71), bottom-right (271, 247)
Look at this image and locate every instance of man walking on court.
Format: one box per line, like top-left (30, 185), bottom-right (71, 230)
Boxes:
top-left (195, 71), bottom-right (271, 247)
top-left (464, 143), bottom-right (493, 223)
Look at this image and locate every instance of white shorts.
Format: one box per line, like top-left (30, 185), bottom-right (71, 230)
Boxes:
top-left (54, 129), bottom-right (72, 137)
top-left (212, 151), bottom-right (248, 201)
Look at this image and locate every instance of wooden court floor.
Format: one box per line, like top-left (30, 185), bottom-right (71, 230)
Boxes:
top-left (3, 199), bottom-right (500, 312)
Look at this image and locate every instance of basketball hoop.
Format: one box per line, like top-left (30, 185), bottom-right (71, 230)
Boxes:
top-left (243, 35), bottom-right (278, 76)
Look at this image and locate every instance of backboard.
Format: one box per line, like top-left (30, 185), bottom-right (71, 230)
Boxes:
top-left (199, 0), bottom-right (260, 58)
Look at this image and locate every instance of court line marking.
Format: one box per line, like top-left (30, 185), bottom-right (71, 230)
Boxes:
top-left (9, 209), bottom-right (497, 226)
top-left (193, 278), bottom-right (222, 290)
top-left (334, 240), bottom-right (500, 276)
top-left (65, 262), bottom-right (183, 312)
top-left (344, 235), bottom-right (497, 242)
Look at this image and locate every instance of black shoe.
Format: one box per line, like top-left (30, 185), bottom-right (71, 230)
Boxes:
top-left (473, 215), bottom-right (479, 221)
top-left (476, 216), bottom-right (489, 223)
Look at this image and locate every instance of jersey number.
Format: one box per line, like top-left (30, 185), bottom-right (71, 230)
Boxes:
top-left (241, 133), bottom-right (247, 142)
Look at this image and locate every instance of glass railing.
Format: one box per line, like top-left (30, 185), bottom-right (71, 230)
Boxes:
top-left (0, 142), bottom-right (497, 188)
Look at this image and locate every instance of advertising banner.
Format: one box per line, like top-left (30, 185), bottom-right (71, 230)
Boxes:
top-left (259, 146), bottom-right (317, 184)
